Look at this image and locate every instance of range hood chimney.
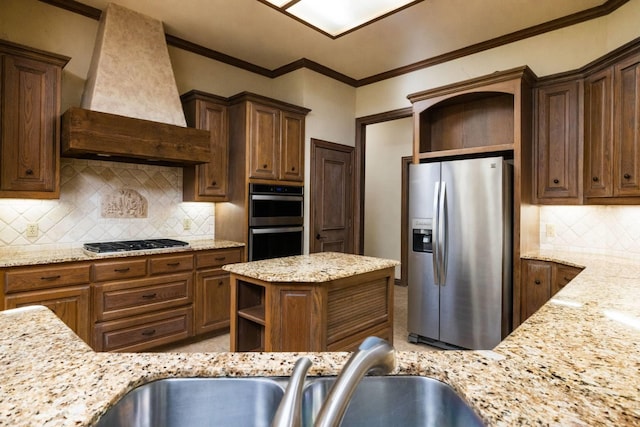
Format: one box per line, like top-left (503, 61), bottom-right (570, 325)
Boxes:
top-left (61, 3), bottom-right (210, 166)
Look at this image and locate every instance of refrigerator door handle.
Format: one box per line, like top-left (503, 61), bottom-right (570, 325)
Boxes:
top-left (438, 181), bottom-right (448, 285)
top-left (432, 181), bottom-right (441, 286)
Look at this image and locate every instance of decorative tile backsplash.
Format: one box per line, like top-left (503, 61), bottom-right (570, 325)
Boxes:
top-left (540, 205), bottom-right (640, 257)
top-left (0, 159), bottom-right (214, 252)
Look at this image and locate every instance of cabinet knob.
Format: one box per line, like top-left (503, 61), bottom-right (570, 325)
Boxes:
top-left (25, 169), bottom-right (33, 175)
top-left (263, 164), bottom-right (268, 169)
top-left (592, 176), bottom-right (599, 182)
top-left (211, 180), bottom-right (217, 186)
top-left (534, 279), bottom-right (541, 285)
top-left (291, 166), bottom-right (295, 171)
top-left (624, 173), bottom-right (632, 179)
top-left (553, 178), bottom-right (559, 184)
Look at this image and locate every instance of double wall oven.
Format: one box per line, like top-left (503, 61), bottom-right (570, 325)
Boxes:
top-left (248, 184), bottom-right (303, 261)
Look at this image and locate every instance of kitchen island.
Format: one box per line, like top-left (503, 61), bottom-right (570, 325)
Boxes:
top-left (223, 252), bottom-right (399, 352)
top-left (0, 250), bottom-right (639, 426)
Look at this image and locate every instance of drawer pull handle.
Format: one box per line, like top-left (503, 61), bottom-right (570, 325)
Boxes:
top-left (214, 257), bottom-right (226, 261)
top-left (534, 279), bottom-right (541, 285)
top-left (563, 276), bottom-right (571, 282)
top-left (40, 275), bottom-right (61, 281)
top-left (142, 293), bottom-right (157, 299)
top-left (114, 267), bottom-right (131, 273)
top-left (141, 329), bottom-right (156, 336)
top-left (166, 262), bottom-right (180, 267)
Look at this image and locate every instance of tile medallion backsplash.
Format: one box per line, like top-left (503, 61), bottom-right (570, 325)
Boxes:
top-left (540, 205), bottom-right (640, 258)
top-left (0, 159), bottom-right (214, 251)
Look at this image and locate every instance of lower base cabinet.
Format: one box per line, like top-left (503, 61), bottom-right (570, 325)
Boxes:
top-left (4, 285), bottom-right (90, 342)
top-left (0, 246), bottom-right (243, 352)
top-left (521, 259), bottom-right (582, 322)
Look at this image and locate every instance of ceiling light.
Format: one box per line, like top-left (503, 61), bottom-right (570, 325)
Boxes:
top-left (258, 0), bottom-right (423, 38)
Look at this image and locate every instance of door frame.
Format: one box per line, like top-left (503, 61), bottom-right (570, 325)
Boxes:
top-left (354, 107), bottom-right (413, 277)
top-left (309, 138), bottom-right (356, 253)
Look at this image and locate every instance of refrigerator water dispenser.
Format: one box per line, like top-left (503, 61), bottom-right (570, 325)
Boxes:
top-left (412, 218), bottom-right (433, 253)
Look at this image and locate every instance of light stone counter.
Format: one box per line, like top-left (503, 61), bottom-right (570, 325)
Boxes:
top-left (0, 239), bottom-right (244, 268)
top-left (222, 252), bottom-right (400, 282)
top-left (0, 250), bottom-right (639, 426)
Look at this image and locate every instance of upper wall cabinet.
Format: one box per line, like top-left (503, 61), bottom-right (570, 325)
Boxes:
top-left (536, 41), bottom-right (640, 204)
top-left (534, 80), bottom-right (582, 203)
top-left (181, 91), bottom-right (229, 202)
top-left (0, 40), bottom-right (69, 199)
top-left (230, 92), bottom-right (310, 185)
top-left (408, 66), bottom-right (536, 162)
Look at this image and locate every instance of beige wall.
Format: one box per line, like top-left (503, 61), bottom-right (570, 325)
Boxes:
top-left (363, 118), bottom-right (413, 277)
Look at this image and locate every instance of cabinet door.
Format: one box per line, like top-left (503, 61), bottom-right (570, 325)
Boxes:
top-left (551, 263), bottom-right (582, 296)
top-left (249, 102), bottom-right (280, 180)
top-left (279, 112), bottom-right (305, 182)
top-left (584, 67), bottom-right (614, 198)
top-left (194, 269), bottom-right (230, 335)
top-left (183, 99), bottom-right (229, 201)
top-left (521, 260), bottom-right (552, 321)
top-left (5, 286), bottom-right (90, 342)
top-left (1, 54), bottom-right (60, 197)
top-left (535, 81), bottom-right (581, 201)
top-left (614, 53), bottom-right (640, 196)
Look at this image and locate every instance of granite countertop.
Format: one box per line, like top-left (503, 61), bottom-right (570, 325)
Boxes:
top-left (222, 252), bottom-right (399, 282)
top-left (0, 250), bottom-right (639, 426)
top-left (0, 239), bottom-right (244, 268)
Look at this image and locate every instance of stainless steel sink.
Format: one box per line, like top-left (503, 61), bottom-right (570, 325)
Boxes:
top-left (302, 376), bottom-right (484, 427)
top-left (94, 377), bottom-right (285, 427)
top-left (94, 376), bottom-right (483, 427)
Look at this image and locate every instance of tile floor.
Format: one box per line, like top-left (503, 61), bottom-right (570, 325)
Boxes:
top-left (158, 285), bottom-right (434, 353)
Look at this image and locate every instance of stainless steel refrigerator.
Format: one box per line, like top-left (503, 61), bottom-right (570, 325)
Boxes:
top-left (408, 156), bottom-right (513, 350)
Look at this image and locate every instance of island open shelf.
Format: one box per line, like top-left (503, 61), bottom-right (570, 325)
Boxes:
top-left (224, 252), bottom-right (399, 352)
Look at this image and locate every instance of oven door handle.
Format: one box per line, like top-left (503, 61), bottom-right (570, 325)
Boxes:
top-left (251, 195), bottom-right (304, 202)
top-left (250, 226), bottom-right (304, 234)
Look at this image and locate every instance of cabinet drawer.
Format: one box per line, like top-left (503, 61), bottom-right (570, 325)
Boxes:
top-left (93, 259), bottom-right (147, 282)
top-left (93, 306), bottom-right (193, 352)
top-left (4, 263), bottom-right (91, 293)
top-left (94, 273), bottom-right (193, 321)
top-left (196, 249), bottom-right (242, 269)
top-left (150, 254), bottom-right (194, 275)
top-left (552, 264), bottom-right (582, 295)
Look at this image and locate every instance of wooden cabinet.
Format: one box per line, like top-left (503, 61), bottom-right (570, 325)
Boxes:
top-left (246, 100), bottom-right (306, 182)
top-left (1, 246), bottom-right (242, 352)
top-left (181, 91), bottom-right (229, 201)
top-left (1, 262), bottom-right (91, 341)
top-left (613, 52), bottom-right (640, 197)
top-left (194, 248), bottom-right (243, 335)
top-left (230, 266), bottom-right (394, 352)
top-left (584, 52), bottom-right (640, 200)
top-left (0, 39), bottom-right (69, 199)
top-left (534, 80), bottom-right (582, 203)
top-left (584, 67), bottom-right (614, 198)
top-left (521, 259), bottom-right (582, 322)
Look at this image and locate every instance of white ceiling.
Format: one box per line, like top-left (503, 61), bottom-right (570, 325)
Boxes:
top-left (79, 0), bottom-right (606, 81)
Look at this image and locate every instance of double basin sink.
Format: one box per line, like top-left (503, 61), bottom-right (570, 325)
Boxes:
top-left (95, 376), bottom-right (484, 426)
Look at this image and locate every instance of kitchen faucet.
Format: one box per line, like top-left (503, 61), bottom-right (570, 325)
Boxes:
top-left (272, 336), bottom-right (396, 427)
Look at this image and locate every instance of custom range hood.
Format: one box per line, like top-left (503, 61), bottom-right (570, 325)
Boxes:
top-left (61, 3), bottom-right (210, 166)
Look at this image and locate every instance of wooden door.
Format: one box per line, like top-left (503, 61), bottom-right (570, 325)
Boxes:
top-left (614, 53), bottom-right (640, 196)
top-left (534, 81), bottom-right (581, 202)
top-left (310, 139), bottom-right (355, 253)
top-left (584, 67), bottom-right (614, 198)
top-left (249, 102), bottom-right (280, 181)
top-left (280, 111), bottom-right (305, 182)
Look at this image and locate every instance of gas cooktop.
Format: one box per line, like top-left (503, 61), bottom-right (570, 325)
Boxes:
top-left (83, 239), bottom-right (189, 254)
